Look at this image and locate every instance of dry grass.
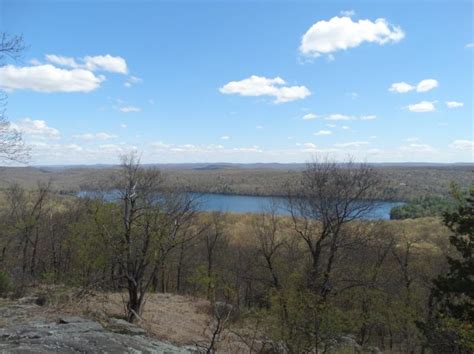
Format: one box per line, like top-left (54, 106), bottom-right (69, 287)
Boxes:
top-left (60, 292), bottom-right (211, 346)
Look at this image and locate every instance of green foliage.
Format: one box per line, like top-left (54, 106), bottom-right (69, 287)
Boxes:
top-left (418, 189), bottom-right (474, 353)
top-left (390, 195), bottom-right (457, 220)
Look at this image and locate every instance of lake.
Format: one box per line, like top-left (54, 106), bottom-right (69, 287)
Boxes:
top-left (79, 191), bottom-right (403, 220)
top-left (193, 194), bottom-right (402, 220)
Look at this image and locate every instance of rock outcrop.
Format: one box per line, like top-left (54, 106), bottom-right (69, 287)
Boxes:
top-left (0, 303), bottom-right (195, 353)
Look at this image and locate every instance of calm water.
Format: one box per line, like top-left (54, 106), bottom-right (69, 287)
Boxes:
top-left (193, 194), bottom-right (402, 220)
top-left (79, 191), bottom-right (403, 220)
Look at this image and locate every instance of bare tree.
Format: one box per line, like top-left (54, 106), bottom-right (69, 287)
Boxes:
top-left (286, 157), bottom-right (385, 350)
top-left (253, 203), bottom-right (284, 290)
top-left (93, 153), bottom-right (197, 322)
top-left (4, 182), bottom-right (51, 282)
top-left (0, 33), bottom-right (28, 163)
top-left (202, 211), bottom-right (227, 300)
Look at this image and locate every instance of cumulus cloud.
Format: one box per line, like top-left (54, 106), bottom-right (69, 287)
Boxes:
top-left (446, 101), bottom-right (464, 108)
top-left (220, 135), bottom-right (230, 140)
top-left (0, 64), bottom-right (104, 93)
top-left (119, 106), bottom-right (141, 113)
top-left (416, 79), bottom-right (438, 92)
top-left (11, 118), bottom-right (60, 138)
top-left (389, 79), bottom-right (438, 93)
top-left (45, 54), bottom-right (128, 74)
top-left (389, 82), bottom-right (415, 93)
top-left (314, 130), bottom-right (332, 136)
top-left (450, 140), bottom-right (473, 151)
top-left (360, 115), bottom-right (377, 120)
top-left (405, 101), bottom-right (436, 113)
top-left (302, 113), bottom-right (318, 120)
top-left (219, 75), bottom-right (311, 103)
top-left (300, 16), bottom-right (404, 58)
top-left (72, 132), bottom-right (117, 141)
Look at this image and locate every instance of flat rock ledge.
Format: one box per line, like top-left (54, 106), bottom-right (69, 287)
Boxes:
top-left (0, 305), bottom-right (196, 353)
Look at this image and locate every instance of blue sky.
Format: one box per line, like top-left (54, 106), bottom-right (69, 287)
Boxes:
top-left (0, 0), bottom-right (472, 164)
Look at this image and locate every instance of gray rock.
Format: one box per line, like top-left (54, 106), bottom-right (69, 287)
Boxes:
top-left (0, 307), bottom-right (194, 353)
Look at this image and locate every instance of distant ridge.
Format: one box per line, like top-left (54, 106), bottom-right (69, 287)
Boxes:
top-left (24, 162), bottom-right (474, 171)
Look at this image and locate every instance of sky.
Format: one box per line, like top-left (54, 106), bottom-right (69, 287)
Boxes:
top-left (0, 0), bottom-right (472, 165)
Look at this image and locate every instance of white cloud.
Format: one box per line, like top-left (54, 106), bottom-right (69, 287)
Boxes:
top-left (406, 101), bottom-right (436, 113)
top-left (325, 114), bottom-right (352, 121)
top-left (465, 43), bottom-right (474, 48)
top-left (389, 82), bottom-right (415, 93)
top-left (314, 130), bottom-right (332, 136)
top-left (233, 145), bottom-right (262, 153)
top-left (45, 54), bottom-right (78, 68)
top-left (65, 144), bottom-right (84, 152)
top-left (220, 135), bottom-right (230, 140)
top-left (400, 143), bottom-right (436, 153)
top-left (12, 118), bottom-right (60, 138)
top-left (124, 76), bottom-right (142, 87)
top-left (360, 115), bottom-right (377, 120)
top-left (450, 140), bottom-right (473, 151)
top-left (84, 55), bottom-right (127, 74)
top-left (340, 10), bottom-right (355, 17)
top-left (389, 79), bottom-right (438, 93)
top-left (72, 132), bottom-right (117, 141)
top-left (416, 79), bottom-right (438, 92)
top-left (46, 54), bottom-right (128, 74)
top-left (150, 141), bottom-right (170, 149)
top-left (219, 75), bottom-right (311, 103)
top-left (446, 101), bottom-right (464, 108)
top-left (302, 113), bottom-right (318, 120)
top-left (300, 16), bottom-right (404, 57)
top-left (119, 106), bottom-right (141, 113)
top-left (341, 125), bottom-right (350, 130)
top-left (120, 123), bottom-right (127, 129)
top-left (256, 125), bottom-right (264, 129)
top-left (300, 142), bottom-right (317, 152)
top-left (0, 64), bottom-right (104, 93)
top-left (334, 141), bottom-right (369, 148)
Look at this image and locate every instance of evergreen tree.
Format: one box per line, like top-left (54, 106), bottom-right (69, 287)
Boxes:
top-left (418, 189), bottom-right (474, 353)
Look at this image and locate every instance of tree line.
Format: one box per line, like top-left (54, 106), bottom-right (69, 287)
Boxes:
top-left (0, 154), bottom-right (471, 353)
